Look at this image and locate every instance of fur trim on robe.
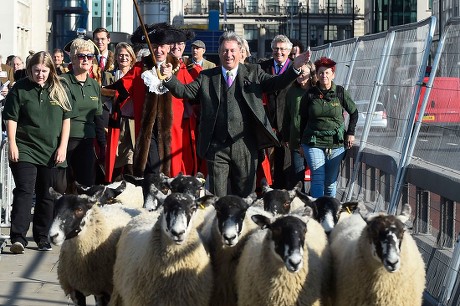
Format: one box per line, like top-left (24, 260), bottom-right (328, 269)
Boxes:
top-left (133, 55), bottom-right (179, 177)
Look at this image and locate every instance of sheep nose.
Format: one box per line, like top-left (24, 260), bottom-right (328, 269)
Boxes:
top-left (171, 228), bottom-right (185, 237)
top-left (49, 233), bottom-right (59, 243)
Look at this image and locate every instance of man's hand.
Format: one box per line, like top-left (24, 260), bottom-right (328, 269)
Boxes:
top-left (160, 63), bottom-right (173, 80)
top-left (292, 48), bottom-right (312, 69)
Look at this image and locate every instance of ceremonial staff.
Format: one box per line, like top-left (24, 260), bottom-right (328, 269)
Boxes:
top-left (132, 0), bottom-right (165, 79)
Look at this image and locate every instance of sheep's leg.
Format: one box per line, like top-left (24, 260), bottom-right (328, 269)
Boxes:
top-left (94, 293), bottom-right (110, 306)
top-left (70, 290), bottom-right (86, 306)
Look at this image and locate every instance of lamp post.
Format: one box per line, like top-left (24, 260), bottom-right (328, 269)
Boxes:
top-left (298, 2), bottom-right (302, 41)
top-left (306, 0), bottom-right (310, 47)
top-left (326, 0), bottom-right (330, 42)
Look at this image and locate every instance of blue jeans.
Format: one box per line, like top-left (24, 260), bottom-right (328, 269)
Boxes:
top-left (301, 144), bottom-right (346, 198)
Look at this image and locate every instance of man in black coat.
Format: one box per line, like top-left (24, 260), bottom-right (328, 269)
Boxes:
top-left (162, 32), bottom-right (310, 197)
top-left (259, 35), bottom-right (295, 189)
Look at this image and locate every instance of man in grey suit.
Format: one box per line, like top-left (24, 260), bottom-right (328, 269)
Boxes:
top-left (161, 32), bottom-right (310, 197)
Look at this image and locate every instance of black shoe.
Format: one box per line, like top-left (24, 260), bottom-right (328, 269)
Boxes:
top-left (37, 241), bottom-right (52, 251)
top-left (10, 241), bottom-right (25, 254)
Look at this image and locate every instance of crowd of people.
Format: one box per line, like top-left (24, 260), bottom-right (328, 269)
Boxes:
top-left (1, 22), bottom-right (357, 254)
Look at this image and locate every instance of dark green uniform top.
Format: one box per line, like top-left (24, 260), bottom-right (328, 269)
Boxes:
top-left (61, 73), bottom-right (102, 139)
top-left (300, 82), bottom-right (357, 149)
top-left (282, 84), bottom-right (307, 149)
top-left (2, 78), bottom-right (74, 167)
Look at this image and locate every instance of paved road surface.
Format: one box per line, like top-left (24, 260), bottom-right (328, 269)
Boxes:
top-left (0, 235), bottom-right (95, 306)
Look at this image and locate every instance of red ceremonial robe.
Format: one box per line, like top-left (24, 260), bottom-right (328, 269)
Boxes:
top-left (170, 61), bottom-right (202, 176)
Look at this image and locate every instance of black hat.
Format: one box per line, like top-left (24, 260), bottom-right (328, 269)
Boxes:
top-left (131, 23), bottom-right (195, 45)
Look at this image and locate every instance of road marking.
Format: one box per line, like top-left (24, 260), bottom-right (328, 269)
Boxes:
top-left (446, 142), bottom-right (458, 146)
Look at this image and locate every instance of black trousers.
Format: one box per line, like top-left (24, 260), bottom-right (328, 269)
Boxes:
top-left (9, 161), bottom-right (66, 246)
top-left (67, 138), bottom-right (96, 188)
top-left (206, 136), bottom-right (258, 197)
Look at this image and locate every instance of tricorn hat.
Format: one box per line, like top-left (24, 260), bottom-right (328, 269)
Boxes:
top-left (131, 22), bottom-right (195, 45)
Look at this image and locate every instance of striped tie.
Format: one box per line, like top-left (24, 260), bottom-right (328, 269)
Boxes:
top-left (226, 71), bottom-right (233, 87)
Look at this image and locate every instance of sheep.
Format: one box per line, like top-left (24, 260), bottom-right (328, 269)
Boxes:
top-left (257, 179), bottom-right (345, 234)
top-left (48, 189), bottom-right (145, 306)
top-left (255, 179), bottom-right (304, 215)
top-left (198, 193), bottom-right (267, 306)
top-left (236, 210), bottom-right (332, 306)
top-left (123, 172), bottom-right (205, 211)
top-left (329, 204), bottom-right (426, 306)
top-left (109, 192), bottom-right (214, 306)
top-left (75, 180), bottom-right (144, 209)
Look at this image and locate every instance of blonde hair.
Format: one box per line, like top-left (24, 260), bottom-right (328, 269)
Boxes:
top-left (26, 51), bottom-right (72, 111)
top-left (70, 38), bottom-right (97, 58)
top-left (115, 42), bottom-right (136, 68)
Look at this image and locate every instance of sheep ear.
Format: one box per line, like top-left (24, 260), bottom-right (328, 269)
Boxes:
top-left (124, 174), bottom-right (144, 187)
top-left (107, 180), bottom-right (127, 196)
top-left (243, 192), bottom-right (258, 205)
top-left (288, 181), bottom-right (303, 199)
top-left (160, 173), bottom-right (174, 188)
top-left (260, 178), bottom-right (272, 194)
top-left (397, 204), bottom-right (411, 224)
top-left (356, 202), bottom-right (369, 217)
top-left (196, 195), bottom-right (218, 208)
top-left (195, 172), bottom-right (205, 180)
top-left (251, 214), bottom-right (271, 229)
top-left (295, 189), bottom-right (314, 205)
top-left (75, 181), bottom-right (91, 193)
top-left (302, 206), bottom-right (314, 218)
top-left (253, 198), bottom-right (264, 208)
top-left (49, 187), bottom-right (63, 200)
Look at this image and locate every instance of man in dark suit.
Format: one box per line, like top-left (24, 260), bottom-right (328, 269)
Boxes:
top-left (259, 35), bottom-right (295, 189)
top-left (162, 32), bottom-right (310, 197)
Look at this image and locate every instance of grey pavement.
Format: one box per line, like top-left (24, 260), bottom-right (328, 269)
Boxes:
top-left (0, 235), bottom-right (95, 306)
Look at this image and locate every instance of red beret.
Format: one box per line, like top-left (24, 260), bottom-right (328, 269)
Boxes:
top-left (314, 57), bottom-right (336, 72)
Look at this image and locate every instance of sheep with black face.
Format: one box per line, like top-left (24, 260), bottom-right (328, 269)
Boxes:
top-left (109, 192), bottom-right (213, 306)
top-left (236, 211), bottom-right (332, 306)
top-left (329, 204), bottom-right (426, 306)
top-left (48, 189), bottom-right (144, 306)
top-left (199, 193), bottom-right (267, 306)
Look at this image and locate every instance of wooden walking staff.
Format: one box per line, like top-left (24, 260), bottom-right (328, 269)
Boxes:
top-left (132, 0), bottom-right (166, 80)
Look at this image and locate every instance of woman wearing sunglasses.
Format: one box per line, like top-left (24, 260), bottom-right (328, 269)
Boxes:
top-left (61, 38), bottom-right (105, 192)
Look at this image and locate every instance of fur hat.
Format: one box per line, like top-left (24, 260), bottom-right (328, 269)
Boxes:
top-left (131, 23), bottom-right (194, 45)
top-left (314, 57), bottom-right (337, 72)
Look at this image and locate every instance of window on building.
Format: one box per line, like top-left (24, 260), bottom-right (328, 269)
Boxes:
top-left (244, 25), bottom-right (258, 40)
top-left (344, 0), bottom-right (352, 14)
top-left (209, 0), bottom-right (219, 11)
top-left (311, 0), bottom-right (319, 14)
top-left (247, 0), bottom-right (258, 13)
top-left (324, 24), bottom-right (337, 42)
top-left (328, 0), bottom-right (338, 13)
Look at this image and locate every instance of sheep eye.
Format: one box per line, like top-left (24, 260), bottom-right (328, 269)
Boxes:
top-left (74, 207), bottom-right (85, 218)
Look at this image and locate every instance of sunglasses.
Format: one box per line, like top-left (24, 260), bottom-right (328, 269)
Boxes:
top-left (76, 53), bottom-right (95, 60)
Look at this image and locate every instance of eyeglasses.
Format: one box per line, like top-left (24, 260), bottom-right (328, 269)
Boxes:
top-left (272, 47), bottom-right (289, 52)
top-left (76, 53), bottom-right (95, 60)
top-left (118, 54), bottom-right (131, 58)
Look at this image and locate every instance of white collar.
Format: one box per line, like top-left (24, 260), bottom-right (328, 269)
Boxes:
top-left (221, 66), bottom-right (238, 78)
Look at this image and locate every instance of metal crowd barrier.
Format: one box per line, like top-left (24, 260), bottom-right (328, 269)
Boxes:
top-left (0, 109), bottom-right (14, 247)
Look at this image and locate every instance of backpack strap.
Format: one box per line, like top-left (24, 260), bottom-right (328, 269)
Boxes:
top-left (336, 85), bottom-right (344, 107)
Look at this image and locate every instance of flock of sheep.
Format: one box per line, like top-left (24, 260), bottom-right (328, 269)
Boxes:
top-left (48, 173), bottom-right (427, 306)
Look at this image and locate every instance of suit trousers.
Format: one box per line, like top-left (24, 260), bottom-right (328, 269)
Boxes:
top-left (9, 161), bottom-right (66, 246)
top-left (206, 136), bottom-right (258, 197)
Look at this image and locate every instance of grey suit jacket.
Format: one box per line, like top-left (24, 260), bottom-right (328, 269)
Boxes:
top-left (164, 63), bottom-right (299, 158)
